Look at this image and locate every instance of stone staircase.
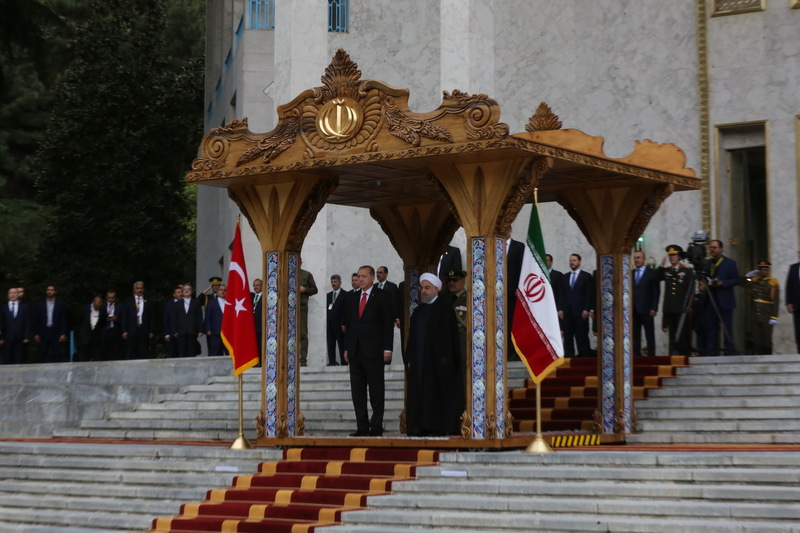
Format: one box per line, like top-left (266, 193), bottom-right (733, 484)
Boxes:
top-left (325, 449), bottom-right (800, 532)
top-left (629, 354), bottom-right (800, 445)
top-left (47, 360), bottom-right (529, 440)
top-left (0, 440), bottom-right (278, 533)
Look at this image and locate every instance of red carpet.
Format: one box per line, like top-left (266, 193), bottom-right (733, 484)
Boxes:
top-left (510, 356), bottom-right (689, 432)
top-left (142, 447), bottom-right (440, 533)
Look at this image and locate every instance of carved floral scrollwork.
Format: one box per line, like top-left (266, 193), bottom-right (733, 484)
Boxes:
top-left (486, 413), bottom-right (498, 440)
top-left (296, 411), bottom-right (305, 436)
top-left (443, 90), bottom-right (509, 141)
top-left (236, 112), bottom-right (302, 167)
top-left (277, 413), bottom-right (288, 438)
top-left (287, 177), bottom-right (338, 250)
top-left (385, 99), bottom-right (453, 147)
top-left (256, 409), bottom-right (266, 439)
top-left (504, 409), bottom-right (514, 438)
top-left (525, 102), bottom-right (562, 132)
top-left (497, 157), bottom-right (550, 236)
top-left (592, 408), bottom-right (602, 433)
top-left (460, 411), bottom-right (472, 439)
top-left (319, 49), bottom-right (362, 102)
top-left (624, 183), bottom-right (673, 250)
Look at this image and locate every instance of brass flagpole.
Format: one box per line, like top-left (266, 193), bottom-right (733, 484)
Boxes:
top-left (230, 374), bottom-right (252, 449)
top-left (524, 380), bottom-right (553, 453)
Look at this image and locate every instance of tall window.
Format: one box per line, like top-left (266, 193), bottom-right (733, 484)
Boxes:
top-left (249, 0), bottom-right (275, 30)
top-left (328, 0), bottom-right (349, 32)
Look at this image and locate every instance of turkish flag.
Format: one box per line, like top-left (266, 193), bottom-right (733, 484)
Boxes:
top-left (221, 222), bottom-right (259, 376)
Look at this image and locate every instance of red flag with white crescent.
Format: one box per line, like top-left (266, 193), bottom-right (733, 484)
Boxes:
top-left (221, 222), bottom-right (259, 376)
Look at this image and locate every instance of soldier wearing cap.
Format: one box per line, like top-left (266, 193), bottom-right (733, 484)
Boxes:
top-left (448, 269), bottom-right (468, 407)
top-left (657, 244), bottom-right (695, 355)
top-left (743, 260), bottom-right (779, 355)
top-left (199, 276), bottom-right (223, 307)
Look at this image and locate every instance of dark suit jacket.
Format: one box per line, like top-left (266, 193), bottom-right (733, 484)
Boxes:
top-left (549, 269), bottom-right (564, 308)
top-left (252, 292), bottom-right (263, 337)
top-left (33, 299), bottom-right (68, 338)
top-left (343, 288), bottom-right (394, 360)
top-left (76, 304), bottom-right (107, 346)
top-left (326, 289), bottom-right (346, 327)
top-left (120, 296), bottom-right (155, 335)
top-left (204, 298), bottom-right (225, 335)
top-left (786, 263), bottom-right (800, 308)
top-left (374, 280), bottom-right (400, 321)
top-left (559, 270), bottom-right (595, 316)
top-left (174, 298), bottom-right (203, 336)
top-left (632, 266), bottom-right (660, 314)
top-left (706, 255), bottom-right (739, 311)
top-left (0, 301), bottom-right (30, 342)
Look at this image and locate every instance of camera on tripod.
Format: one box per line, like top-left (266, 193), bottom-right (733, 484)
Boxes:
top-left (682, 230), bottom-right (708, 275)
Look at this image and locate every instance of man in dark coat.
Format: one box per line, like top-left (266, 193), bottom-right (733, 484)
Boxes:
top-left (120, 281), bottom-right (155, 360)
top-left (342, 265), bottom-right (394, 436)
top-left (204, 284), bottom-right (227, 356)
top-left (558, 253), bottom-right (595, 357)
top-left (705, 239), bottom-right (739, 355)
top-left (163, 285), bottom-right (183, 358)
top-left (173, 283), bottom-right (204, 357)
top-left (33, 285), bottom-right (69, 363)
top-left (1, 288), bottom-right (31, 365)
top-left (785, 251), bottom-right (800, 353)
top-left (75, 296), bottom-right (107, 362)
top-left (405, 273), bottom-right (462, 437)
top-left (632, 251), bottom-right (661, 356)
top-left (326, 274), bottom-right (346, 366)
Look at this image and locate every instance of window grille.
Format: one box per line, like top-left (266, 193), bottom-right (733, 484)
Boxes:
top-left (249, 0), bottom-right (275, 30)
top-left (328, 0), bottom-right (348, 32)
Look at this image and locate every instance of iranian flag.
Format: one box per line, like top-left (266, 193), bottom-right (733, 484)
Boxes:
top-left (511, 202), bottom-right (564, 383)
top-left (221, 222), bottom-right (259, 376)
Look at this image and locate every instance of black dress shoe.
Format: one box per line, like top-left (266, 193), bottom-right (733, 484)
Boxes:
top-left (369, 428), bottom-right (383, 437)
top-left (350, 430), bottom-right (370, 437)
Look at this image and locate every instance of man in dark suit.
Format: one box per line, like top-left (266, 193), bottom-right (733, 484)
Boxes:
top-left (326, 274), bottom-right (346, 366)
top-left (786, 251), bottom-right (800, 352)
top-left (506, 238), bottom-right (525, 360)
top-left (546, 254), bottom-right (564, 331)
top-left (706, 239), bottom-right (739, 355)
top-left (172, 283), bottom-right (203, 357)
top-left (163, 285), bottom-right (183, 357)
top-left (252, 279), bottom-right (263, 359)
top-left (558, 253), bottom-right (595, 357)
top-left (204, 284), bottom-right (227, 356)
top-left (33, 285), bottom-right (69, 363)
top-left (632, 251), bottom-right (661, 356)
top-left (1, 288), bottom-right (30, 365)
top-left (375, 266), bottom-right (401, 328)
top-left (343, 265), bottom-right (395, 436)
top-left (75, 296), bottom-right (107, 362)
top-left (102, 290), bottom-right (122, 360)
top-left (121, 281), bottom-right (155, 360)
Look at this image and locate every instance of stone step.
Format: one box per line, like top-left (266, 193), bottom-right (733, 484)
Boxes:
top-left (637, 408), bottom-right (800, 420)
top-left (627, 432), bottom-right (800, 445)
top-left (646, 385), bottom-right (798, 397)
top-left (657, 374), bottom-right (800, 386)
top-left (636, 396), bottom-right (800, 409)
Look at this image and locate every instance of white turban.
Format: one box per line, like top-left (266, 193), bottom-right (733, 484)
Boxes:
top-left (420, 272), bottom-right (442, 290)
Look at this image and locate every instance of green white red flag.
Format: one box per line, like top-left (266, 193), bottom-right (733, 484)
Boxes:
top-left (221, 222), bottom-right (259, 376)
top-left (511, 202), bottom-right (564, 383)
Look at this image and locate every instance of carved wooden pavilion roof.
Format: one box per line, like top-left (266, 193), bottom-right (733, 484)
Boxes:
top-left (186, 49), bottom-right (698, 210)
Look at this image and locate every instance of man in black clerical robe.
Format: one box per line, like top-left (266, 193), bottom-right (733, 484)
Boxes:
top-left (404, 273), bottom-right (462, 437)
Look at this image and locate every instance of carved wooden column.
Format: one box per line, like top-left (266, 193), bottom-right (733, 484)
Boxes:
top-left (229, 177), bottom-right (336, 438)
top-left (557, 184), bottom-right (673, 435)
top-left (431, 157), bottom-right (550, 439)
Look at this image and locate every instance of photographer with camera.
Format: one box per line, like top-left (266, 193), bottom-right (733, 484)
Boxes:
top-left (705, 240), bottom-right (740, 356)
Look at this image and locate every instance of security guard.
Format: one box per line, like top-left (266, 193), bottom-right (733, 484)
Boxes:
top-left (657, 245), bottom-right (695, 355)
top-left (743, 260), bottom-right (779, 355)
top-left (447, 269), bottom-right (468, 414)
top-left (199, 276), bottom-right (223, 307)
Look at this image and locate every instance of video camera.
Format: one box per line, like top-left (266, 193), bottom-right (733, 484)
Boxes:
top-left (682, 230), bottom-right (708, 275)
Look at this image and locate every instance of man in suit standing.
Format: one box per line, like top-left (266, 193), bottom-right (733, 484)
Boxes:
top-left (326, 274), bottom-right (346, 366)
top-left (632, 251), bottom-right (661, 356)
top-left (204, 284), bottom-right (227, 356)
top-left (173, 283), bottom-right (203, 357)
top-left (706, 239), bottom-right (739, 355)
top-left (121, 281), bottom-right (155, 360)
top-left (163, 285), bottom-right (183, 358)
top-left (252, 279), bottom-right (263, 359)
top-left (558, 253), bottom-right (595, 357)
top-left (1, 288), bottom-right (30, 365)
top-left (343, 265), bottom-right (395, 436)
top-left (786, 250), bottom-right (800, 352)
top-left (375, 266), bottom-right (401, 328)
top-left (33, 285), bottom-right (69, 363)
top-left (75, 296), bottom-right (106, 362)
top-left (102, 290), bottom-right (122, 360)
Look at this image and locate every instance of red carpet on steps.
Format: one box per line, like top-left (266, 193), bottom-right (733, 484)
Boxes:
top-left (142, 447), bottom-right (440, 533)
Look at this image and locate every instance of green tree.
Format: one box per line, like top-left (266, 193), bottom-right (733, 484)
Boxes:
top-left (35, 0), bottom-right (203, 304)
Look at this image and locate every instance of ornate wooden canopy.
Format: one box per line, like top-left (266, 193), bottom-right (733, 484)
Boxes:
top-left (186, 49), bottom-right (699, 445)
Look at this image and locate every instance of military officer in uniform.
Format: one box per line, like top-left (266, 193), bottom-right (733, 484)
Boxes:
top-left (448, 269), bottom-right (468, 417)
top-left (742, 260), bottom-right (779, 355)
top-left (657, 245), bottom-right (695, 355)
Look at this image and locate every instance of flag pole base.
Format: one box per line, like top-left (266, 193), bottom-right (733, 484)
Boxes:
top-left (524, 434), bottom-right (554, 454)
top-left (230, 435), bottom-right (252, 450)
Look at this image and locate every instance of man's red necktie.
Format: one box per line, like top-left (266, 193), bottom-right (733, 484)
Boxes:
top-left (358, 292), bottom-right (367, 318)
